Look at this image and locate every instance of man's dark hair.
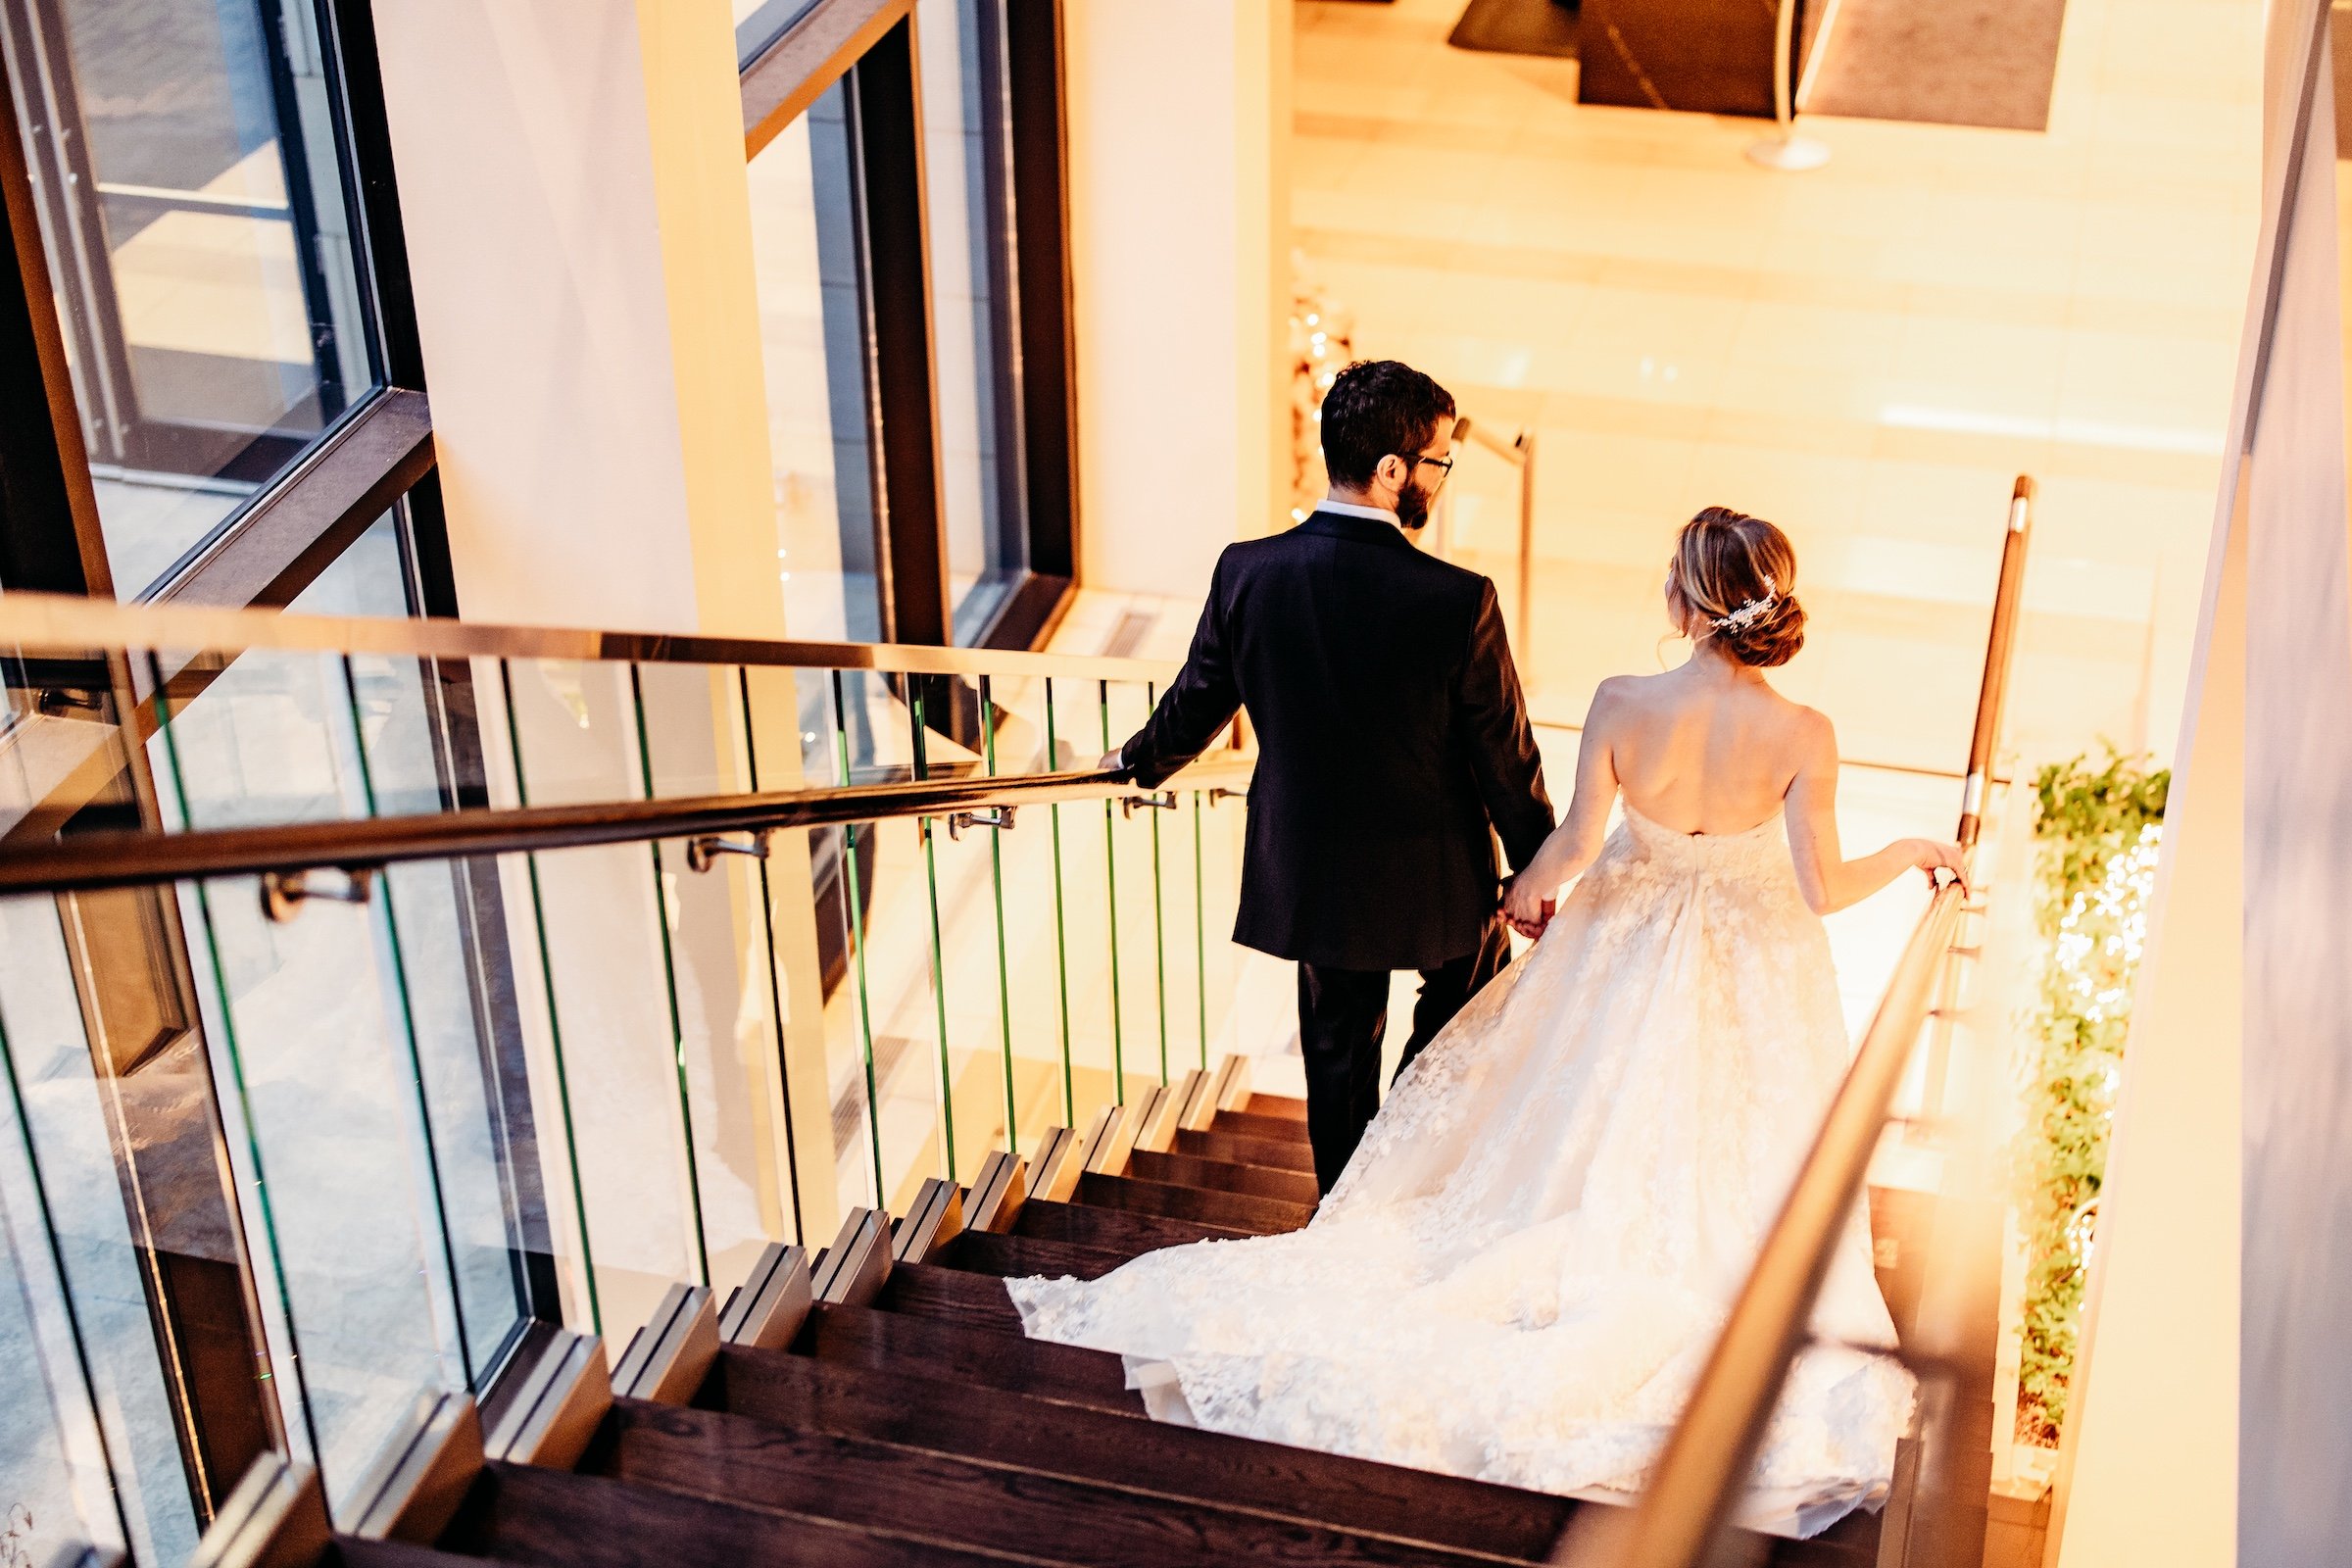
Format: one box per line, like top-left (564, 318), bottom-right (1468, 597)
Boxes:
top-left (1319, 360), bottom-right (1455, 489)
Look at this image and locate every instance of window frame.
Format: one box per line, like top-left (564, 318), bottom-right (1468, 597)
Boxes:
top-left (741, 0), bottom-right (1080, 652)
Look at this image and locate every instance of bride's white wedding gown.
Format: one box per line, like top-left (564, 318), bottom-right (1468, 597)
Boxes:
top-left (1005, 803), bottom-right (1917, 1538)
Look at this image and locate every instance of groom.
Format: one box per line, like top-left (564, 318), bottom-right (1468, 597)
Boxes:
top-left (1110, 360), bottom-right (1555, 1193)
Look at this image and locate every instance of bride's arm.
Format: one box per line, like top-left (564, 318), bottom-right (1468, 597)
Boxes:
top-left (1501, 682), bottom-right (1625, 927)
top-left (1786, 710), bottom-right (1964, 915)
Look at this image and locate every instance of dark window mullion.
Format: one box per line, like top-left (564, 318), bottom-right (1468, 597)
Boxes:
top-left (999, 0), bottom-right (1078, 589)
top-left (0, 37), bottom-right (107, 596)
top-left (849, 14), bottom-right (951, 648)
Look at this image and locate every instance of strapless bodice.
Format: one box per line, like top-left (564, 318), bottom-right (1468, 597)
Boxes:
top-left (1613, 801), bottom-right (1794, 883)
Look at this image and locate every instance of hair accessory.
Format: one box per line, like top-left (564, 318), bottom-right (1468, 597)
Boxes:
top-left (1711, 575), bottom-right (1779, 634)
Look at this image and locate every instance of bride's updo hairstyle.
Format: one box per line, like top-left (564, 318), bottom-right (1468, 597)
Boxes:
top-left (1668, 506), bottom-right (1806, 667)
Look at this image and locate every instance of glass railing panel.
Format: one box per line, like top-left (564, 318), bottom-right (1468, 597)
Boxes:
top-left (0, 1046), bottom-right (129, 1567)
top-left (1102, 679), bottom-right (1171, 1097)
top-left (0, 647), bottom-right (145, 843)
top-left (144, 649), bottom-right (467, 1515)
top-left (0, 895), bottom-right (166, 1567)
top-left (1035, 679), bottom-right (1122, 1122)
top-left (164, 876), bottom-right (461, 1516)
top-left (630, 661), bottom-right (802, 1289)
top-left (340, 650), bottom-right (536, 1385)
top-left (143, 645), bottom-right (367, 832)
top-left (977, 673), bottom-right (1065, 1155)
top-left (982, 675), bottom-right (1080, 1144)
top-left (1196, 785), bottom-right (1249, 1062)
top-left (892, 677), bottom-right (959, 1195)
top-left (1161, 787), bottom-right (1211, 1078)
top-left (907, 695), bottom-right (1014, 1186)
top-left (737, 663), bottom-right (862, 1240)
top-left (831, 811), bottom-right (944, 1211)
top-left (490, 659), bottom-right (701, 1338)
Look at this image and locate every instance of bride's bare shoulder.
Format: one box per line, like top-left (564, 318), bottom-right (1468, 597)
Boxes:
top-left (1776, 697), bottom-right (1838, 760)
top-left (1582, 672), bottom-right (1665, 734)
top-left (1591, 670), bottom-right (1668, 711)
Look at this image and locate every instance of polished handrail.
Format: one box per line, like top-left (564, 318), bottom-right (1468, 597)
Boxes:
top-left (0, 756), bottom-right (1251, 897)
top-left (1451, 416), bottom-right (1537, 660)
top-left (1560, 474), bottom-right (2035, 1566)
top-left (1958, 476), bottom-right (2034, 851)
top-left (0, 587), bottom-right (1181, 685)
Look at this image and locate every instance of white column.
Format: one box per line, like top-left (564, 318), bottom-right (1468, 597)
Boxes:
top-left (1062, 0), bottom-right (1291, 598)
top-left (372, 2), bottom-right (843, 1264)
top-left (371, 0), bottom-right (777, 639)
top-left (2047, 473), bottom-right (2241, 1568)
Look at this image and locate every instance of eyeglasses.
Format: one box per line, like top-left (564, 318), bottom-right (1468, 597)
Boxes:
top-left (1397, 453), bottom-right (1454, 484)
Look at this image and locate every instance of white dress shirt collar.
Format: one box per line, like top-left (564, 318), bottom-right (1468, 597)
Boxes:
top-left (1315, 498), bottom-right (1402, 527)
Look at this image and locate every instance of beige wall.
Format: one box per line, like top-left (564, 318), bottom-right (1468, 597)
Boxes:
top-left (2047, 474), bottom-right (2242, 1568)
top-left (1063, 0), bottom-right (1291, 598)
top-left (2050, 3), bottom-right (2349, 1562)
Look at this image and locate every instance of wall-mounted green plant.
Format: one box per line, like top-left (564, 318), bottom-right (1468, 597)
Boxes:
top-left (2013, 746), bottom-right (2168, 1446)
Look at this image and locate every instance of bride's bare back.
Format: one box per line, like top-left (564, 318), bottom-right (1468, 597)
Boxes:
top-left (1596, 662), bottom-right (1815, 837)
top-left (1500, 506), bottom-right (1962, 930)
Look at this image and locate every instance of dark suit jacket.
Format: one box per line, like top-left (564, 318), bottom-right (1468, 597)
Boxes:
top-left (1121, 510), bottom-right (1554, 971)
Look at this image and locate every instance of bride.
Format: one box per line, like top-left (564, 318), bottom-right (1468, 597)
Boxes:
top-left (1006, 507), bottom-right (1962, 1537)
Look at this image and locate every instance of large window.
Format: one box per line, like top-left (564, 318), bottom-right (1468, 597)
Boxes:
top-left (918, 0), bottom-right (1023, 640)
top-left (741, 0), bottom-right (1076, 651)
top-left (0, 0), bottom-right (381, 598)
top-left (748, 86), bottom-right (883, 643)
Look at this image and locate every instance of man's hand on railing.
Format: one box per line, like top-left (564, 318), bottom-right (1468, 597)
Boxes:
top-left (1099, 749), bottom-right (1127, 773)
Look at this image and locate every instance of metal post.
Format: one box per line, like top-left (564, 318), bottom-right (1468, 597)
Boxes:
top-left (1516, 432), bottom-right (1536, 662)
top-left (1744, 0), bottom-right (1831, 172)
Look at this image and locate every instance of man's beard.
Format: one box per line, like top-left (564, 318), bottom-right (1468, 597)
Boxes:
top-left (1396, 476), bottom-right (1434, 531)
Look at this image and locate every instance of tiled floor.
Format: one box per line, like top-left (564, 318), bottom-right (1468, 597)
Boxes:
top-left (1290, 0), bottom-right (2263, 779)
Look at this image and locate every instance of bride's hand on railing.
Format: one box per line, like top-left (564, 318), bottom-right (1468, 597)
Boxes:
top-left (1909, 838), bottom-right (1968, 892)
top-left (1501, 873), bottom-right (1556, 938)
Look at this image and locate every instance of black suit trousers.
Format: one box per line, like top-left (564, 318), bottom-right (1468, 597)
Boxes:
top-left (1295, 916), bottom-right (1512, 1194)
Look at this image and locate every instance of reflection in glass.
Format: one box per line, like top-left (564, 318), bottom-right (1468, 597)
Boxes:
top-left (287, 514), bottom-right (416, 618)
top-left (748, 84), bottom-right (882, 642)
top-left (734, 0), bottom-right (821, 67)
top-left (0, 896), bottom-right (202, 1567)
top-left (0, 0), bottom-right (378, 596)
top-left (147, 651), bottom-right (466, 1512)
top-left (495, 659), bottom-right (703, 1341)
top-left (632, 662), bottom-right (803, 1293)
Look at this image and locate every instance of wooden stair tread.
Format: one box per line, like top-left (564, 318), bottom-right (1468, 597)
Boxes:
top-left (1172, 1125), bottom-right (1316, 1173)
top-left (706, 1346), bottom-right (1576, 1561)
top-left (1209, 1107), bottom-right (1314, 1144)
top-left (331, 1539), bottom-right (514, 1568)
top-left (444, 1459), bottom-right (1015, 1568)
top-left (600, 1396), bottom-right (1505, 1568)
top-left (874, 1261), bottom-right (1023, 1334)
top-left (1074, 1170), bottom-right (1313, 1234)
top-left (794, 1299), bottom-right (1145, 1414)
top-left (1012, 1195), bottom-right (1250, 1253)
top-left (1126, 1147), bottom-right (1322, 1204)
top-left (1245, 1092), bottom-right (1310, 1120)
top-left (941, 1227), bottom-right (1134, 1281)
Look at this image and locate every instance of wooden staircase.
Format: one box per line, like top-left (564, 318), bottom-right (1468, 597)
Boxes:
top-left (219, 1061), bottom-right (1890, 1568)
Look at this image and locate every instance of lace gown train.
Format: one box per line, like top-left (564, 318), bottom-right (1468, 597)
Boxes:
top-left (1005, 806), bottom-right (1917, 1538)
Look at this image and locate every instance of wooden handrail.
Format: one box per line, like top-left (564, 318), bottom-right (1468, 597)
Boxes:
top-left (0, 756), bottom-right (1252, 898)
top-left (1959, 477), bottom-right (2034, 853)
